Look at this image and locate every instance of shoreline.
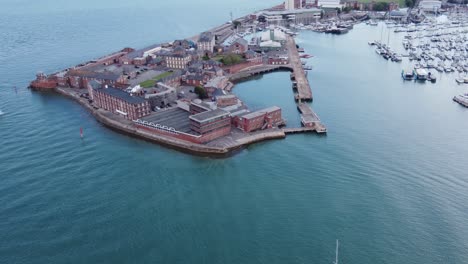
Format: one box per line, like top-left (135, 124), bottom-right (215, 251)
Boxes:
top-left (54, 87), bottom-right (299, 157)
top-left (30, 5), bottom-right (329, 157)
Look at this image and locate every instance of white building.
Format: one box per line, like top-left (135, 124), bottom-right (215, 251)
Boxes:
top-left (198, 32), bottom-right (215, 53)
top-left (260, 28), bottom-right (287, 42)
top-left (419, 0), bottom-right (441, 12)
top-left (285, 0), bottom-right (295, 10)
top-left (165, 54), bottom-right (191, 69)
top-left (317, 0), bottom-right (343, 9)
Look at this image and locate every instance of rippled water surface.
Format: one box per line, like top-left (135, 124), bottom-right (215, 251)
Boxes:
top-left (1, 1), bottom-right (468, 263)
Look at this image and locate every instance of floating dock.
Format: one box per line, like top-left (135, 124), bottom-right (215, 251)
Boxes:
top-left (453, 95), bottom-right (468, 108)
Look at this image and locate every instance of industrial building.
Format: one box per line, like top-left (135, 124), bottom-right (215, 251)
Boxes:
top-left (234, 106), bottom-right (283, 132)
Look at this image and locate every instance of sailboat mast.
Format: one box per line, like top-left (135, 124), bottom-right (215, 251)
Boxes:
top-left (387, 27), bottom-right (390, 46)
top-left (334, 239), bottom-right (339, 264)
top-left (380, 23), bottom-right (384, 42)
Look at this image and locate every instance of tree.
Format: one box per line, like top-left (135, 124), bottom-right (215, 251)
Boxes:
top-left (373, 2), bottom-right (389, 11)
top-left (202, 53), bottom-right (210, 61)
top-left (343, 6), bottom-right (352, 13)
top-left (405, 0), bottom-right (414, 7)
top-left (194, 86), bottom-right (208, 99)
top-left (220, 54), bottom-right (244, 66)
top-left (233, 21), bottom-right (241, 29)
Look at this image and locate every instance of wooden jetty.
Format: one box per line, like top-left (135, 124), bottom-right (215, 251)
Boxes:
top-left (297, 103), bottom-right (327, 133)
top-left (286, 36), bottom-right (313, 102)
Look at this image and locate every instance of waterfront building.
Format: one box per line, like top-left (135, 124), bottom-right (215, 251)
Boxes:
top-left (234, 106), bottom-right (282, 132)
top-left (317, 0), bottom-right (343, 9)
top-left (388, 9), bottom-right (407, 20)
top-left (198, 32), bottom-right (215, 53)
top-left (419, 0), bottom-right (441, 12)
top-left (189, 109), bottom-right (232, 139)
top-left (190, 99), bottom-right (215, 114)
top-left (257, 9), bottom-right (321, 26)
top-left (268, 56), bottom-right (289, 65)
top-left (66, 70), bottom-right (127, 89)
top-left (91, 86), bottom-right (151, 120)
top-left (261, 28), bottom-right (287, 43)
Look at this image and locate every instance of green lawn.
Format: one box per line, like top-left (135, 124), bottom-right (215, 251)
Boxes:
top-left (139, 72), bottom-right (174, 88)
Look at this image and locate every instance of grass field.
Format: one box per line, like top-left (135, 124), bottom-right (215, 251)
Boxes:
top-left (139, 72), bottom-right (173, 88)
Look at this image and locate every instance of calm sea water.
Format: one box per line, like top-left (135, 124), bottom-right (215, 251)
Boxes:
top-left (1, 1), bottom-right (468, 263)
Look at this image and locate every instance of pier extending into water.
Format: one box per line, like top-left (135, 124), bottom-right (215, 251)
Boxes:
top-left (286, 36), bottom-right (313, 102)
top-left (297, 103), bottom-right (327, 133)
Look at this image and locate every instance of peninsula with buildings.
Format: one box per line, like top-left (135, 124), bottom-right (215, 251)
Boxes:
top-left (31, 0), bottom-right (381, 155)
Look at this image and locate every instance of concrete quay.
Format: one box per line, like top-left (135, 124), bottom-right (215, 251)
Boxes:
top-left (297, 103), bottom-right (327, 133)
top-left (286, 36), bottom-right (313, 102)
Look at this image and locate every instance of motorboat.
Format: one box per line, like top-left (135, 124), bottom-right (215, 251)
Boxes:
top-left (402, 69), bottom-right (415, 80)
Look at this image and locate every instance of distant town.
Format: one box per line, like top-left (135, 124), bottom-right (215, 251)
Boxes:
top-left (30, 0), bottom-right (461, 155)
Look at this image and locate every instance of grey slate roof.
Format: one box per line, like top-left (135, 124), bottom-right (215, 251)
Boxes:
top-left (199, 32), bottom-right (214, 43)
top-left (67, 70), bottom-right (121, 81)
top-left (96, 87), bottom-right (146, 104)
top-left (189, 108), bottom-right (230, 123)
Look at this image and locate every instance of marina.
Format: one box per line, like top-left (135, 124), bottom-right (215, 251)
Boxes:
top-left (3, 1), bottom-right (468, 263)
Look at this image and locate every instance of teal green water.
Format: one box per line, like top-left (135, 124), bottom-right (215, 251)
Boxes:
top-left (1, 1), bottom-right (468, 263)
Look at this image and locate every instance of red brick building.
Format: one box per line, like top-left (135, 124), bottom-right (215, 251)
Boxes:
top-left (91, 86), bottom-right (151, 120)
top-left (227, 38), bottom-right (249, 54)
top-left (189, 109), bottom-right (232, 141)
top-left (234, 106), bottom-right (282, 132)
top-left (185, 74), bottom-right (205, 86)
top-left (268, 56), bottom-right (289, 65)
top-left (190, 100), bottom-right (213, 114)
top-left (216, 95), bottom-right (238, 107)
top-left (66, 70), bottom-right (127, 89)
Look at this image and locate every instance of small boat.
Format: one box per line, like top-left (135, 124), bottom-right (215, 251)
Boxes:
top-left (453, 93), bottom-right (468, 107)
top-left (427, 72), bottom-right (437, 83)
top-left (456, 78), bottom-right (465, 84)
top-left (0, 110), bottom-right (3, 115)
top-left (402, 69), bottom-right (415, 80)
top-left (368, 41), bottom-right (376, 46)
top-left (415, 68), bottom-right (428, 81)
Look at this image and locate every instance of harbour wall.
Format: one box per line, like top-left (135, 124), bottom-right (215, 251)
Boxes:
top-left (54, 87), bottom-right (289, 157)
